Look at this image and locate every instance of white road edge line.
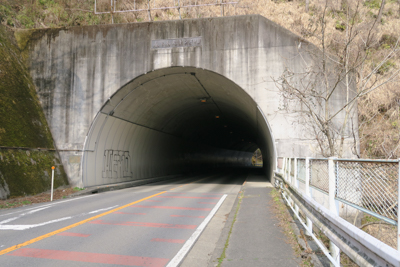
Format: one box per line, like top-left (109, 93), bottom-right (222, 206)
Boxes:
top-left (0, 194), bottom-right (96, 217)
top-left (0, 206), bottom-right (51, 225)
top-left (88, 205), bottom-right (118, 214)
top-left (0, 205), bottom-right (120, 230)
top-left (0, 216), bottom-right (72, 230)
top-left (166, 194), bottom-right (227, 267)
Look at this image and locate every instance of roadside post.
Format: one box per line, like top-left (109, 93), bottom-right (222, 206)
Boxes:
top-left (328, 157), bottom-right (340, 266)
top-left (398, 158), bottom-right (400, 251)
top-left (51, 166), bottom-right (55, 201)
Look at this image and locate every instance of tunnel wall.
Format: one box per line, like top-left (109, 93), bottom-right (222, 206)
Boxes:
top-left (82, 67), bottom-right (259, 186)
top-left (84, 111), bottom-right (253, 187)
top-left (19, 15), bottom-right (356, 186)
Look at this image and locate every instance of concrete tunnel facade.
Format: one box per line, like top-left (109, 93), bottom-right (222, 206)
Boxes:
top-left (82, 67), bottom-right (274, 187)
top-left (24, 15), bottom-right (355, 187)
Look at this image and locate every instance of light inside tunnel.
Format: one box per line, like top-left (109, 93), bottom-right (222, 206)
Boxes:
top-left (81, 67), bottom-right (275, 187)
top-left (252, 148), bottom-right (263, 167)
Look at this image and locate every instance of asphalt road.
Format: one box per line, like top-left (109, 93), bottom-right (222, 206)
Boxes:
top-left (0, 172), bottom-right (247, 266)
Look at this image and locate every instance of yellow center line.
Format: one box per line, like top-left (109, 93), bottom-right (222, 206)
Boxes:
top-left (170, 176), bottom-right (206, 190)
top-left (0, 175), bottom-right (208, 256)
top-left (0, 190), bottom-right (167, 256)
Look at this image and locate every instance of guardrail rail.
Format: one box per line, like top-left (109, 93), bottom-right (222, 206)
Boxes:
top-left (275, 157), bottom-right (400, 267)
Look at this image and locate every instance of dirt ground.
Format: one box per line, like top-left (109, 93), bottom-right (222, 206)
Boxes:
top-left (0, 187), bottom-right (82, 209)
top-left (362, 223), bottom-right (397, 249)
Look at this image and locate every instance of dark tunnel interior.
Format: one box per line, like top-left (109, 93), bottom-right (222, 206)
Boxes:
top-left (82, 67), bottom-right (275, 187)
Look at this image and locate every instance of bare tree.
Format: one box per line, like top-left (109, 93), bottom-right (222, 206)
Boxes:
top-left (376, 0), bottom-right (386, 22)
top-left (274, 0), bottom-right (400, 157)
top-left (377, 0), bottom-right (386, 24)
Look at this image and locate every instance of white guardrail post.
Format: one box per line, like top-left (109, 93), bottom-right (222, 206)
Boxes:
top-left (398, 158), bottom-right (400, 251)
top-left (288, 158), bottom-right (291, 184)
top-left (294, 158), bottom-right (299, 216)
top-left (50, 166), bottom-right (55, 202)
top-left (281, 158), bottom-right (286, 199)
top-left (305, 157), bottom-right (313, 236)
top-left (288, 158), bottom-right (293, 207)
top-left (328, 157), bottom-right (340, 266)
top-left (286, 158), bottom-right (289, 180)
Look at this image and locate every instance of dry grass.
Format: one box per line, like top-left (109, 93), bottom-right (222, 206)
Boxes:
top-left (0, 187), bottom-right (82, 209)
top-left (361, 214), bottom-right (397, 249)
top-left (362, 223), bottom-right (397, 248)
top-left (270, 188), bottom-right (314, 266)
top-left (359, 83), bottom-right (400, 158)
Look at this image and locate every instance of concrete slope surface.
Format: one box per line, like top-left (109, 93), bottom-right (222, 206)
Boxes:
top-left (0, 170), bottom-right (300, 266)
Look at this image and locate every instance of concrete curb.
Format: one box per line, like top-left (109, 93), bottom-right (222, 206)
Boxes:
top-left (207, 188), bottom-right (242, 266)
top-left (68, 175), bottom-right (182, 197)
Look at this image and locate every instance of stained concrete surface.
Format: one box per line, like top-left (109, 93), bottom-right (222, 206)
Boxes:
top-left (20, 15), bottom-right (357, 187)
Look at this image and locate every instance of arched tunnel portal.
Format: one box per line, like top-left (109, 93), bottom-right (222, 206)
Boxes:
top-left (82, 67), bottom-right (275, 187)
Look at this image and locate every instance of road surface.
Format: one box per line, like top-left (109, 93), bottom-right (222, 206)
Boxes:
top-left (0, 172), bottom-right (246, 266)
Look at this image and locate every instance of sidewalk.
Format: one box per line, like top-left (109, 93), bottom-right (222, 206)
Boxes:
top-left (209, 174), bottom-right (302, 267)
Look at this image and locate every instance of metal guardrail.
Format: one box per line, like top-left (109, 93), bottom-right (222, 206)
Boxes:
top-left (275, 173), bottom-right (400, 267)
top-left (276, 157), bottom-right (400, 266)
top-left (281, 157), bottom-right (399, 226)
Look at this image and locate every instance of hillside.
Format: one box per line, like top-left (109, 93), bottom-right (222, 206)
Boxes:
top-left (0, 0), bottom-right (399, 159)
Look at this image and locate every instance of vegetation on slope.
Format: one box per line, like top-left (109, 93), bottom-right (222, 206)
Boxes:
top-left (0, 0), bottom-right (399, 158)
top-left (0, 24), bottom-right (68, 199)
top-left (0, 0), bottom-right (101, 28)
top-left (0, 25), bottom-right (53, 147)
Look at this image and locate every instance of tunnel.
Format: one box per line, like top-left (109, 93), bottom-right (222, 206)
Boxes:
top-left (81, 67), bottom-right (275, 187)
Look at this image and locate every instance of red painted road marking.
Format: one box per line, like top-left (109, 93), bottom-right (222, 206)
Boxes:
top-left (201, 193), bottom-right (223, 195)
top-left (156, 196), bottom-right (219, 199)
top-left (151, 238), bottom-right (185, 244)
top-left (57, 232), bottom-right (90, 237)
top-left (89, 220), bottom-right (197, 229)
top-left (8, 248), bottom-right (169, 267)
top-left (131, 205), bottom-right (211, 211)
top-left (114, 212), bottom-right (146, 215)
top-left (170, 215), bottom-right (205, 218)
top-left (198, 202), bottom-right (217, 204)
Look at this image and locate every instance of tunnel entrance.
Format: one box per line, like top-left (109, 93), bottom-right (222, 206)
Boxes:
top-left (81, 67), bottom-right (275, 187)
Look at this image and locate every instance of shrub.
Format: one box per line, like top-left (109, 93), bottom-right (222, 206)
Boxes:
top-left (335, 21), bottom-right (346, 31)
top-left (377, 60), bottom-right (395, 74)
top-left (364, 0), bottom-right (381, 9)
top-left (379, 34), bottom-right (398, 49)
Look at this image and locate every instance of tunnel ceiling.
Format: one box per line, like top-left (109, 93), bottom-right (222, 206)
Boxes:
top-left (101, 67), bottom-right (260, 152)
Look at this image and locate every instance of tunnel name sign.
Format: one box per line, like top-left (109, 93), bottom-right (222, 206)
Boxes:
top-left (151, 37), bottom-right (202, 49)
top-left (102, 150), bottom-right (132, 179)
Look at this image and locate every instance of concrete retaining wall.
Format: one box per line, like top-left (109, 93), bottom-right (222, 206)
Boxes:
top-left (18, 15), bottom-right (356, 186)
